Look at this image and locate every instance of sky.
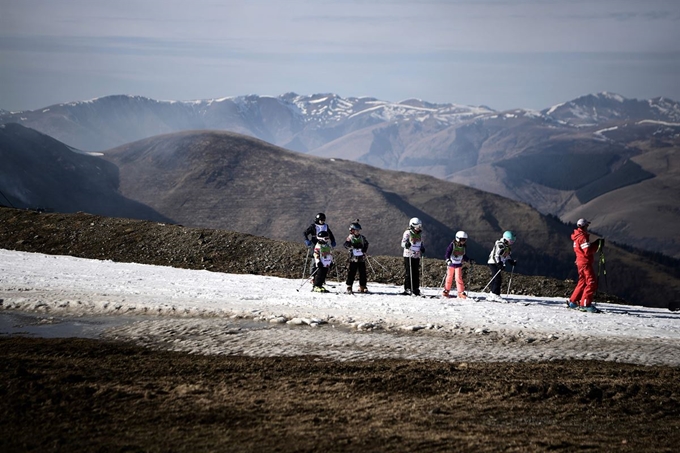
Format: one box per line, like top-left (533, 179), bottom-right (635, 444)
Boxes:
top-left (1, 0), bottom-right (679, 112)
top-left (2, 249), bottom-right (679, 366)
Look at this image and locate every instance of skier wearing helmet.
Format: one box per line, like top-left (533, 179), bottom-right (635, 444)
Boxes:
top-left (343, 219), bottom-right (369, 294)
top-left (312, 230), bottom-right (334, 292)
top-left (303, 212), bottom-right (336, 275)
top-left (568, 219), bottom-right (604, 312)
top-left (486, 230), bottom-right (517, 302)
top-left (303, 213), bottom-right (336, 248)
top-left (400, 217), bottom-right (425, 296)
top-left (443, 231), bottom-right (471, 299)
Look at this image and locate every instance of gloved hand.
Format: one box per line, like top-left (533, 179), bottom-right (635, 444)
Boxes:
top-left (508, 259), bottom-right (517, 266)
top-left (446, 259), bottom-right (452, 266)
top-left (599, 238), bottom-right (605, 247)
top-left (404, 240), bottom-right (411, 249)
top-left (331, 240), bottom-right (336, 247)
top-left (421, 246), bottom-right (426, 255)
top-left (304, 239), bottom-right (312, 247)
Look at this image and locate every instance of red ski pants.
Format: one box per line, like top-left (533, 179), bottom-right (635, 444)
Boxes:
top-left (570, 262), bottom-right (597, 306)
top-left (444, 266), bottom-right (465, 294)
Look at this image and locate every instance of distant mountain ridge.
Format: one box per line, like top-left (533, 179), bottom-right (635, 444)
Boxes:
top-left (0, 93), bottom-right (495, 152)
top-left (541, 92), bottom-right (680, 126)
top-left (2, 92), bottom-right (678, 152)
top-left (2, 92), bottom-right (679, 258)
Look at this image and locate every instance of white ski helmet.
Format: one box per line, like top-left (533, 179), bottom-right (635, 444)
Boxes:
top-left (455, 231), bottom-right (468, 241)
top-left (409, 217), bottom-right (422, 231)
top-left (503, 230), bottom-right (516, 244)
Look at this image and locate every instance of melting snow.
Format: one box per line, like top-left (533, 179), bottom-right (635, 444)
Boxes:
top-left (2, 249), bottom-right (677, 365)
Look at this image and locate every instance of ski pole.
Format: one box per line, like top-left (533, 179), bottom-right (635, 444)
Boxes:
top-left (368, 255), bottom-right (388, 271)
top-left (466, 262), bottom-right (474, 288)
top-left (505, 265), bottom-right (515, 296)
top-left (409, 256), bottom-right (414, 295)
top-left (366, 255), bottom-right (377, 278)
top-left (296, 267), bottom-right (318, 292)
top-left (302, 246), bottom-right (311, 279)
top-left (481, 267), bottom-right (503, 293)
top-left (598, 249), bottom-right (607, 292)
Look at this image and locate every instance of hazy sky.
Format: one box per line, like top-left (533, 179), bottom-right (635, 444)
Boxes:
top-left (1, 0), bottom-right (679, 111)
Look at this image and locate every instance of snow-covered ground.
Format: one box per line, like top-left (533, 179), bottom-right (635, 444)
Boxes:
top-left (1, 249), bottom-right (679, 366)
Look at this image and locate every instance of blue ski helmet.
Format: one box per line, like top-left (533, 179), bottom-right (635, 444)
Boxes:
top-left (503, 230), bottom-right (516, 244)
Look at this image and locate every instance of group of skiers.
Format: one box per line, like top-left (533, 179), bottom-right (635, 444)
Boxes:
top-left (303, 213), bottom-right (602, 312)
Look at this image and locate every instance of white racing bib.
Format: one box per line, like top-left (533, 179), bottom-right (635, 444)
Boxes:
top-left (319, 254), bottom-right (333, 267)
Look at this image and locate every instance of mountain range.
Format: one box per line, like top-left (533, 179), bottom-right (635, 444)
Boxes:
top-left (2, 92), bottom-right (678, 259)
top-left (1, 123), bottom-right (678, 308)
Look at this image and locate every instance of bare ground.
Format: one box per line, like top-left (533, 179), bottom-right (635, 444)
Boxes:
top-left (1, 337), bottom-right (678, 452)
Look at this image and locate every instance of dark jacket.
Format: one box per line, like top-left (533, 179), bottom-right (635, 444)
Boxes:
top-left (304, 222), bottom-right (336, 246)
top-left (343, 233), bottom-right (369, 262)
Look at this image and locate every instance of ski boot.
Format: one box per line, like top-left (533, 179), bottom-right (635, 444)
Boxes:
top-left (442, 289), bottom-right (450, 298)
top-left (346, 286), bottom-right (354, 295)
top-left (359, 286), bottom-right (369, 293)
top-left (312, 286), bottom-right (329, 293)
top-left (580, 305), bottom-right (601, 313)
top-left (458, 291), bottom-right (468, 299)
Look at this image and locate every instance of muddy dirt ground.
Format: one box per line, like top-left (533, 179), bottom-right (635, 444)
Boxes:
top-left (2, 337), bottom-right (678, 452)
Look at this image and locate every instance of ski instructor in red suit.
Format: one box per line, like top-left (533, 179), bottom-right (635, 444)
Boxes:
top-left (568, 218), bottom-right (604, 312)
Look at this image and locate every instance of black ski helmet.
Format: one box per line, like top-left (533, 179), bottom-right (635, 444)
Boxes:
top-left (317, 230), bottom-right (330, 242)
top-left (349, 219), bottom-right (362, 231)
top-left (315, 213), bottom-right (326, 223)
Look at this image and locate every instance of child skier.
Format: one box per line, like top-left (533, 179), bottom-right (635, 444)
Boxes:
top-left (312, 230), bottom-right (334, 293)
top-left (401, 217), bottom-right (425, 296)
top-left (343, 220), bottom-right (369, 294)
top-left (303, 212), bottom-right (336, 276)
top-left (486, 230), bottom-right (517, 302)
top-left (443, 231), bottom-right (470, 298)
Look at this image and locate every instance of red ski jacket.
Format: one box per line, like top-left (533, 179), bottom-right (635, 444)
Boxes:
top-left (571, 227), bottom-right (599, 266)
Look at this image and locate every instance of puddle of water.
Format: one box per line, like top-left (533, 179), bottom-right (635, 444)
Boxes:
top-left (0, 311), bottom-right (142, 339)
top-left (0, 311), bottom-right (297, 339)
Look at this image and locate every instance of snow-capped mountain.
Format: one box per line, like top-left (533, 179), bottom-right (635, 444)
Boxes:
top-left (1, 91), bottom-right (679, 260)
top-left (0, 93), bottom-right (495, 152)
top-left (540, 92), bottom-right (680, 126)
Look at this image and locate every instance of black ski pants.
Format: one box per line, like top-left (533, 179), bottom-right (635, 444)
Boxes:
top-left (346, 260), bottom-right (367, 288)
top-left (488, 264), bottom-right (503, 295)
top-left (403, 257), bottom-right (420, 295)
top-left (314, 265), bottom-right (329, 288)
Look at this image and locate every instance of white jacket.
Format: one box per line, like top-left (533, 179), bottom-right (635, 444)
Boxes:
top-left (401, 229), bottom-right (424, 259)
